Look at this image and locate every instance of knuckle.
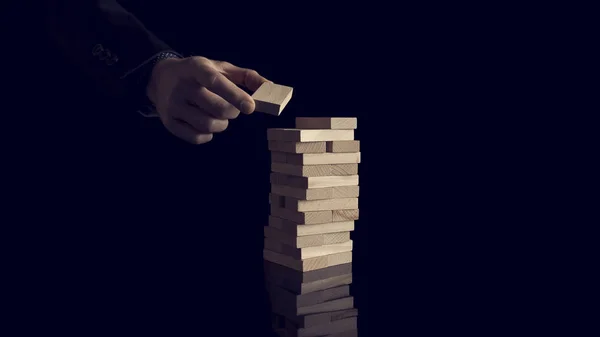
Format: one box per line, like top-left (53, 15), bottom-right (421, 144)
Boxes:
top-left (191, 56), bottom-right (210, 65)
top-left (207, 72), bottom-right (219, 87)
top-left (216, 60), bottom-right (231, 68)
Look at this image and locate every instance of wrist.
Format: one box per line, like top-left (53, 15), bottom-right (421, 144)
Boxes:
top-left (145, 52), bottom-right (183, 106)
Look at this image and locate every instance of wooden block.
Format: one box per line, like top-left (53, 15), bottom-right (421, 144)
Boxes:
top-left (267, 284), bottom-right (350, 310)
top-left (269, 193), bottom-right (286, 208)
top-left (267, 272), bottom-right (353, 295)
top-left (269, 216), bottom-right (354, 236)
top-left (271, 172), bottom-right (358, 189)
top-left (329, 164), bottom-right (358, 176)
top-left (270, 299), bottom-right (356, 334)
top-left (271, 151), bottom-right (288, 163)
top-left (331, 186), bottom-right (360, 198)
top-left (294, 297), bottom-right (354, 316)
top-left (264, 226), bottom-right (350, 248)
top-left (272, 309), bottom-right (358, 332)
top-left (271, 296), bottom-right (355, 324)
top-left (267, 129), bottom-right (354, 142)
top-left (285, 197), bottom-right (358, 212)
top-left (265, 238), bottom-right (353, 260)
top-left (326, 141), bottom-right (360, 153)
top-left (286, 153), bottom-right (360, 165)
top-left (295, 117), bottom-right (357, 130)
top-left (271, 184), bottom-right (333, 200)
top-left (271, 163), bottom-right (357, 177)
top-left (271, 185), bottom-right (359, 201)
top-left (252, 82), bottom-right (293, 116)
top-left (300, 274), bottom-right (352, 294)
top-left (322, 330), bottom-right (358, 337)
top-left (289, 317), bottom-right (357, 337)
top-left (332, 209), bottom-right (359, 221)
top-left (263, 249), bottom-right (352, 272)
top-left (271, 205), bottom-right (332, 224)
top-left (271, 185), bottom-right (359, 200)
top-left (269, 141), bottom-right (326, 154)
top-left (264, 260), bottom-right (352, 284)
top-left (300, 309), bottom-right (358, 329)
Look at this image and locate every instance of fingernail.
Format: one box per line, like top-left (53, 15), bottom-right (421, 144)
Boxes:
top-left (241, 101), bottom-right (253, 114)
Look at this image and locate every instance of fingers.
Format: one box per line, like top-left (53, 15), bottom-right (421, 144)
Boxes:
top-left (173, 101), bottom-right (229, 134)
top-left (215, 61), bottom-right (270, 92)
top-left (163, 98), bottom-right (231, 144)
top-left (188, 58), bottom-right (255, 114)
top-left (164, 119), bottom-right (214, 145)
top-left (187, 86), bottom-right (240, 120)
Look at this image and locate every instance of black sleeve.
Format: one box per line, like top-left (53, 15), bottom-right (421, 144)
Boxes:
top-left (43, 0), bottom-right (178, 103)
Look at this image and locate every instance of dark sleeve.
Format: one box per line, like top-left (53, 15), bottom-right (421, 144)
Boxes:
top-left (43, 0), bottom-right (179, 104)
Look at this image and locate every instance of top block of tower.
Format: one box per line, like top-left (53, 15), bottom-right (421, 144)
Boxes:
top-left (296, 117), bottom-right (357, 130)
top-left (252, 82), bottom-right (293, 116)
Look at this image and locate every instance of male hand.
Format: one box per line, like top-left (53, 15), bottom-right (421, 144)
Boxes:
top-left (146, 56), bottom-right (269, 144)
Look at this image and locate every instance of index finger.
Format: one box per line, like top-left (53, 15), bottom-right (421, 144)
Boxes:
top-left (216, 61), bottom-right (270, 92)
top-left (190, 61), bottom-right (255, 114)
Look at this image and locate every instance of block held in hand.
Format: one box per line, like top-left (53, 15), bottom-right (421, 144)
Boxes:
top-left (252, 82), bottom-right (293, 116)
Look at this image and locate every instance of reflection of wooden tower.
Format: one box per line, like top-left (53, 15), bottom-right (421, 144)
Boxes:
top-left (264, 117), bottom-right (360, 337)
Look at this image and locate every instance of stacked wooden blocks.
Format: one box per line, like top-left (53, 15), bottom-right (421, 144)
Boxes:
top-left (264, 117), bottom-right (360, 337)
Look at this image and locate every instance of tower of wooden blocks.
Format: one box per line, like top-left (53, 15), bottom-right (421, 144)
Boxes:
top-left (264, 117), bottom-right (360, 337)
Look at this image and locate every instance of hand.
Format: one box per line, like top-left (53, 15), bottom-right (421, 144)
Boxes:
top-left (146, 56), bottom-right (269, 144)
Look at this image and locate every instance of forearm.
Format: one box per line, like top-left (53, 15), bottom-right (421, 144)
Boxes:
top-left (43, 0), bottom-right (177, 100)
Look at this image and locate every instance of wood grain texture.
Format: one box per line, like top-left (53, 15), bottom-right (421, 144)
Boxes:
top-left (265, 238), bottom-right (353, 260)
top-left (271, 173), bottom-right (358, 189)
top-left (285, 152), bottom-right (361, 165)
top-left (264, 226), bottom-right (350, 248)
top-left (326, 141), bottom-right (360, 153)
top-left (264, 260), bottom-right (352, 284)
top-left (295, 117), bottom-right (357, 130)
top-left (271, 205), bottom-right (332, 224)
top-left (267, 129), bottom-right (354, 142)
top-left (263, 249), bottom-right (352, 271)
top-left (271, 163), bottom-right (358, 177)
top-left (271, 151), bottom-right (288, 163)
top-left (290, 317), bottom-right (357, 337)
top-left (285, 197), bottom-right (358, 212)
top-left (301, 309), bottom-right (358, 329)
top-left (270, 297), bottom-right (355, 327)
top-left (299, 274), bottom-right (352, 295)
top-left (272, 309), bottom-right (358, 330)
top-left (269, 141), bottom-right (326, 154)
top-left (294, 297), bottom-right (354, 316)
top-left (267, 284), bottom-right (350, 309)
top-left (271, 184), bottom-right (332, 200)
top-left (332, 209), bottom-right (359, 221)
top-left (271, 185), bottom-right (359, 200)
top-left (252, 82), bottom-right (293, 116)
top-left (269, 216), bottom-right (354, 236)
top-left (267, 272), bottom-right (353, 295)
